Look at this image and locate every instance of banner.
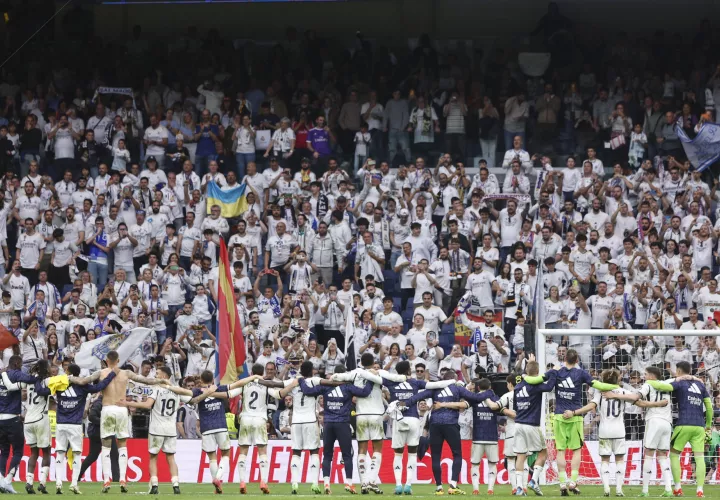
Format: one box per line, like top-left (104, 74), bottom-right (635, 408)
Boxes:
top-left (480, 193), bottom-right (532, 205)
top-left (8, 440), bottom-right (709, 485)
top-left (92, 87), bottom-right (136, 108)
top-left (677, 121), bottom-right (720, 172)
top-left (75, 328), bottom-right (152, 369)
top-left (216, 239), bottom-right (247, 384)
top-left (206, 182), bottom-right (249, 218)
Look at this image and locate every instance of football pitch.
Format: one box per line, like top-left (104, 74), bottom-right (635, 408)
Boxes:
top-left (84, 483), bottom-right (718, 497)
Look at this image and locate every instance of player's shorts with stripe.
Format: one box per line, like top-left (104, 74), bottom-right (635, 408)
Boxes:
top-left (201, 431), bottom-right (231, 452)
top-left (503, 437), bottom-right (516, 458)
top-left (291, 422), bottom-right (321, 450)
top-left (670, 425), bottom-right (705, 453)
top-left (471, 442), bottom-right (499, 463)
top-left (149, 434), bottom-right (177, 455)
top-left (24, 417), bottom-right (50, 449)
top-left (599, 437), bottom-right (626, 456)
top-left (56, 424), bottom-right (83, 453)
top-left (513, 423), bottom-right (545, 455)
top-left (553, 415), bottom-right (583, 451)
top-left (100, 405), bottom-right (130, 439)
top-left (356, 415), bottom-right (384, 441)
top-left (644, 419), bottom-right (671, 451)
top-left (391, 417), bottom-right (421, 449)
top-left (238, 415), bottom-right (268, 447)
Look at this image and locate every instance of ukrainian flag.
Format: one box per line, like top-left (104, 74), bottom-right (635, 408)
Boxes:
top-left (206, 181), bottom-right (249, 218)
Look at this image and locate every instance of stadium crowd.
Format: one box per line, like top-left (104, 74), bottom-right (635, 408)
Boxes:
top-left (2, 6), bottom-right (720, 486)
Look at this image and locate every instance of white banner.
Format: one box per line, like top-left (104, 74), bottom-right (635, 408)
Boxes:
top-left (677, 121), bottom-right (720, 172)
top-left (75, 328), bottom-right (153, 369)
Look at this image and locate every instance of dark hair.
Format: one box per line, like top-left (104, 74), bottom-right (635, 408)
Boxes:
top-left (676, 361), bottom-right (691, 375)
top-left (158, 366), bottom-right (172, 378)
top-left (300, 360), bottom-right (314, 378)
top-left (566, 349), bottom-right (579, 365)
top-left (252, 363), bottom-right (265, 376)
top-left (200, 370), bottom-right (214, 383)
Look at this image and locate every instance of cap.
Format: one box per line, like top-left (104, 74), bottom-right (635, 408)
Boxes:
top-left (399, 209), bottom-right (409, 217)
top-left (199, 340), bottom-right (213, 348)
top-left (301, 158), bottom-right (310, 165)
top-left (175, 134), bottom-right (184, 141)
top-left (609, 259), bottom-right (619, 265)
top-left (136, 209), bottom-right (146, 215)
top-left (146, 155), bottom-right (157, 163)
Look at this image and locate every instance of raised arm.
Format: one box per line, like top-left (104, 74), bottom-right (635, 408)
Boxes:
top-left (126, 370), bottom-right (170, 386)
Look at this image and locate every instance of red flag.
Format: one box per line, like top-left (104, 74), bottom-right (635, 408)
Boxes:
top-left (216, 239), bottom-right (247, 384)
top-left (0, 323), bottom-right (19, 352)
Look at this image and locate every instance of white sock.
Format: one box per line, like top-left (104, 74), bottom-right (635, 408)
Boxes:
top-left (209, 461), bottom-right (218, 480)
top-left (659, 456), bottom-right (672, 491)
top-left (406, 455), bottom-right (417, 486)
top-left (393, 454), bottom-right (403, 486)
top-left (171, 476), bottom-right (179, 487)
top-left (118, 447), bottom-right (128, 482)
top-left (259, 455), bottom-right (269, 484)
top-left (471, 464), bottom-right (480, 491)
top-left (372, 452), bottom-right (382, 485)
top-left (532, 465), bottom-right (542, 483)
top-left (642, 459), bottom-right (653, 493)
top-left (488, 463), bottom-right (497, 491)
top-left (309, 454), bottom-right (320, 486)
top-left (55, 452), bottom-right (66, 486)
top-left (324, 476), bottom-right (330, 488)
top-left (218, 455), bottom-right (229, 481)
top-left (358, 455), bottom-right (367, 485)
top-left (291, 455), bottom-right (302, 485)
top-left (615, 460), bottom-right (625, 492)
top-left (71, 455), bottom-right (82, 487)
top-left (25, 467), bottom-right (34, 485)
top-left (237, 455), bottom-right (246, 483)
top-left (515, 469), bottom-right (523, 489)
top-left (39, 466), bottom-right (49, 486)
top-left (507, 458), bottom-right (516, 486)
top-left (151, 476), bottom-right (159, 486)
top-left (601, 462), bottom-right (610, 491)
top-left (101, 447), bottom-right (111, 483)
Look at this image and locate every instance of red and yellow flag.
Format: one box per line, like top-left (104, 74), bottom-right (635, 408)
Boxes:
top-left (217, 239), bottom-right (247, 384)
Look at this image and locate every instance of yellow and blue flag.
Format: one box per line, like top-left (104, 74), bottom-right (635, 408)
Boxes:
top-left (206, 181), bottom-right (249, 218)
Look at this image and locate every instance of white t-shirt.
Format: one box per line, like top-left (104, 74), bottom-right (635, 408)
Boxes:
top-left (53, 128), bottom-right (76, 159)
top-left (498, 209), bottom-right (523, 247)
top-left (17, 232), bottom-right (46, 268)
top-left (144, 125), bottom-right (169, 157)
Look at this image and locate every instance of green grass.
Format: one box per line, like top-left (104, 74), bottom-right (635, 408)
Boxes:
top-left (85, 483), bottom-right (718, 498)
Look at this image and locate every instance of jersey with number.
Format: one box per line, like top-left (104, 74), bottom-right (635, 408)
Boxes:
top-left (499, 390), bottom-right (516, 438)
top-left (22, 381), bottom-right (50, 424)
top-left (241, 381), bottom-right (271, 420)
top-left (350, 370), bottom-right (385, 416)
top-left (639, 382), bottom-right (672, 423)
top-left (149, 387), bottom-right (191, 437)
top-left (286, 377), bottom-right (320, 424)
top-left (591, 388), bottom-right (627, 439)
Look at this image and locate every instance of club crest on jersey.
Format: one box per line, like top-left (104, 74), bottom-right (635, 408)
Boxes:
top-left (91, 331), bottom-right (132, 360)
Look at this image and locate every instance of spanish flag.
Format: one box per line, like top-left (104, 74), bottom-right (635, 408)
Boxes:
top-left (216, 239), bottom-right (247, 384)
top-left (206, 181), bottom-right (249, 218)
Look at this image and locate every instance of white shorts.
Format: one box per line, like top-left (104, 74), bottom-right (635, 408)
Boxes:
top-left (201, 431), bottom-right (231, 453)
top-left (599, 437), bottom-right (626, 456)
top-left (391, 417), bottom-right (421, 449)
top-left (291, 422), bottom-right (321, 451)
top-left (472, 443), bottom-right (500, 464)
top-left (100, 405), bottom-right (130, 439)
top-left (356, 415), bottom-right (384, 442)
top-left (56, 424), bottom-right (83, 453)
top-left (237, 416), bottom-right (268, 447)
top-left (149, 434), bottom-right (177, 455)
top-left (504, 437), bottom-right (516, 458)
top-left (644, 419), bottom-right (672, 451)
top-left (513, 423), bottom-right (545, 455)
top-left (24, 417), bottom-right (51, 449)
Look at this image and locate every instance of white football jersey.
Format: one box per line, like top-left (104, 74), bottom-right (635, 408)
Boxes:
top-left (499, 390), bottom-right (516, 438)
top-left (148, 387), bottom-right (191, 437)
top-left (350, 370), bottom-right (385, 416)
top-left (639, 381), bottom-right (672, 423)
top-left (241, 381), bottom-right (271, 420)
top-left (592, 388), bottom-right (627, 439)
top-left (23, 381), bottom-right (49, 424)
top-left (287, 377), bottom-right (320, 424)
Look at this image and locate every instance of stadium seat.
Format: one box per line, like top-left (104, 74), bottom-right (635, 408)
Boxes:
top-left (441, 323), bottom-right (455, 337)
top-left (392, 296), bottom-right (402, 313)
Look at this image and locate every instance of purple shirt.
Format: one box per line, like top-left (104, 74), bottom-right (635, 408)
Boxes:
top-left (306, 127), bottom-right (331, 156)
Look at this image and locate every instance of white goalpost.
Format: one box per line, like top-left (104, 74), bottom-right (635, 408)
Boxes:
top-left (535, 328), bottom-right (719, 486)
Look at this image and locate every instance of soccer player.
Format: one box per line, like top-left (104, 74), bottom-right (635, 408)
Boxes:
top-left (119, 366), bottom-right (218, 494)
top-left (401, 370), bottom-right (485, 495)
top-left (494, 375), bottom-right (518, 492)
top-left (380, 360), bottom-right (457, 495)
top-left (298, 365), bottom-right (373, 495)
top-left (510, 360), bottom-right (557, 496)
top-left (55, 364), bottom-right (117, 494)
top-left (644, 361), bottom-right (713, 497)
top-left (523, 348), bottom-right (618, 495)
top-left (191, 369), bottom-right (264, 494)
top-left (23, 361), bottom-right (53, 494)
top-left (0, 355), bottom-right (42, 494)
top-left (603, 366), bottom-right (674, 497)
top-left (332, 352), bottom-right (407, 494)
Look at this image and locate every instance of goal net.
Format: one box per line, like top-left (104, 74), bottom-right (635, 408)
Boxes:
top-left (535, 328), bottom-right (720, 486)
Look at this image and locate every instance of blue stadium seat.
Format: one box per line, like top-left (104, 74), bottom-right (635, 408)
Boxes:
top-left (392, 296), bottom-right (402, 313)
top-left (441, 323), bottom-right (455, 337)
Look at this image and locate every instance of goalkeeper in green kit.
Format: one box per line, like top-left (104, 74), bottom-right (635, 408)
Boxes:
top-left (646, 361), bottom-right (713, 498)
